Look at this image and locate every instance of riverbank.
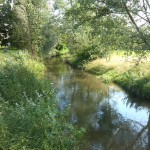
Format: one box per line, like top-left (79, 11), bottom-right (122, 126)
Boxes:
top-left (62, 51), bottom-right (150, 100)
top-left (0, 50), bottom-right (84, 150)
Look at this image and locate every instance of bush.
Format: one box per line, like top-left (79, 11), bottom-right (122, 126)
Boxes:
top-left (115, 71), bottom-right (150, 99)
top-left (0, 52), bottom-right (47, 105)
top-left (0, 95), bottom-right (83, 150)
top-left (0, 52), bottom-right (84, 150)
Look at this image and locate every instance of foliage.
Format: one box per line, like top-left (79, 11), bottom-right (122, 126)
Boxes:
top-left (0, 52), bottom-right (46, 104)
top-left (0, 51), bottom-right (85, 149)
top-left (41, 19), bottom-right (58, 55)
top-left (12, 0), bottom-right (50, 55)
top-left (0, 0), bottom-right (53, 56)
top-left (0, 1), bottom-right (13, 44)
top-left (0, 96), bottom-right (84, 150)
top-left (56, 0), bottom-right (148, 65)
top-left (1, 0), bottom-right (150, 57)
top-left (66, 51), bottom-right (150, 99)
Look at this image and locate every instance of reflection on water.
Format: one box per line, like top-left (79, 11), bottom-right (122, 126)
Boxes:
top-left (45, 58), bottom-right (150, 150)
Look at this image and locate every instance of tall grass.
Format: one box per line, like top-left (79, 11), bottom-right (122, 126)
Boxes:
top-left (0, 51), bottom-right (84, 150)
top-left (66, 50), bottom-right (150, 100)
top-left (0, 51), bottom-right (47, 104)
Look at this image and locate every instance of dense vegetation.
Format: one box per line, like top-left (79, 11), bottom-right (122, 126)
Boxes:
top-left (0, 51), bottom-right (84, 150)
top-left (1, 0), bottom-right (149, 56)
top-left (0, 0), bottom-right (150, 149)
top-left (84, 51), bottom-right (150, 99)
top-left (57, 0), bottom-right (150, 99)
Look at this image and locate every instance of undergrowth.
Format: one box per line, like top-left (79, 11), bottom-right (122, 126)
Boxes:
top-left (0, 51), bottom-right (84, 150)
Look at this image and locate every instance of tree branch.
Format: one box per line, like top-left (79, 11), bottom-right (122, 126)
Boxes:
top-left (145, 0), bottom-right (150, 10)
top-left (121, 0), bottom-right (150, 48)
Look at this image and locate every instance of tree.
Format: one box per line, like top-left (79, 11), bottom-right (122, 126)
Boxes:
top-left (64, 2), bottom-right (135, 61)
top-left (103, 0), bottom-right (150, 49)
top-left (100, 0), bottom-right (150, 49)
top-left (65, 0), bottom-right (150, 54)
top-left (0, 1), bottom-right (13, 46)
top-left (0, 0), bottom-right (52, 56)
top-left (10, 0), bottom-right (50, 56)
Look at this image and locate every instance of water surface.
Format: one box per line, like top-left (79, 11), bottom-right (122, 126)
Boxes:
top-left (46, 58), bottom-right (150, 150)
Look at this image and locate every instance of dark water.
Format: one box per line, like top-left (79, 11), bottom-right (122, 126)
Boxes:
top-left (46, 58), bottom-right (150, 150)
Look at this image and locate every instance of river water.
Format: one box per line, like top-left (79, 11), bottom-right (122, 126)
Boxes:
top-left (46, 58), bottom-right (150, 150)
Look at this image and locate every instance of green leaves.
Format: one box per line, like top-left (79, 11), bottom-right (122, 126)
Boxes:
top-left (0, 51), bottom-right (84, 150)
top-left (0, 0), bottom-right (52, 56)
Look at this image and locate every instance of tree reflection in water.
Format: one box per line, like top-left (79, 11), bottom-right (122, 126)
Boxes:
top-left (82, 97), bottom-right (150, 150)
top-left (81, 91), bottom-right (150, 150)
top-left (46, 58), bottom-right (150, 150)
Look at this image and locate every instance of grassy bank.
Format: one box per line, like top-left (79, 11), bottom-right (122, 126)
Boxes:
top-left (64, 51), bottom-right (150, 100)
top-left (0, 50), bottom-right (84, 150)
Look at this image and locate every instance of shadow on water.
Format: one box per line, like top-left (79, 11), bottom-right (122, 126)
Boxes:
top-left (45, 58), bottom-right (150, 150)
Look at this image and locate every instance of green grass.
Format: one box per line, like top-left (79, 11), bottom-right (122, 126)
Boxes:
top-left (64, 50), bottom-right (150, 100)
top-left (0, 50), bottom-right (84, 150)
top-left (88, 51), bottom-right (150, 99)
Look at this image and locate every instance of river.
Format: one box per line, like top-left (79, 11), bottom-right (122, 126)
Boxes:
top-left (45, 58), bottom-right (150, 150)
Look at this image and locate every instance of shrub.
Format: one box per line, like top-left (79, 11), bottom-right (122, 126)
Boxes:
top-left (0, 57), bottom-right (47, 105)
top-left (0, 95), bottom-right (83, 150)
top-left (0, 52), bottom-right (84, 150)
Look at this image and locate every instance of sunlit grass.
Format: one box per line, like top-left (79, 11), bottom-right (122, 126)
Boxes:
top-left (83, 50), bottom-right (150, 99)
top-left (62, 50), bottom-right (150, 99)
top-left (85, 51), bottom-right (150, 77)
